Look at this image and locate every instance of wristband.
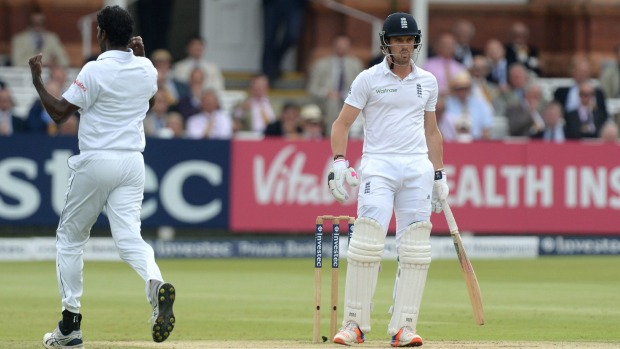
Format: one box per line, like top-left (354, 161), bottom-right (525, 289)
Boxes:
top-left (333, 158), bottom-right (347, 170)
top-left (434, 170), bottom-right (444, 180)
top-left (333, 154), bottom-right (345, 161)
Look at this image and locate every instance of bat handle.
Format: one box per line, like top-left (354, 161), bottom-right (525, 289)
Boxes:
top-left (441, 200), bottom-right (459, 234)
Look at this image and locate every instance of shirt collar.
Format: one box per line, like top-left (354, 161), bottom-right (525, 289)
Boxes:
top-left (379, 57), bottom-right (391, 75)
top-left (379, 57), bottom-right (417, 79)
top-left (97, 49), bottom-right (133, 61)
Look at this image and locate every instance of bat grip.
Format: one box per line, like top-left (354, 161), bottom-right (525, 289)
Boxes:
top-left (441, 200), bottom-right (459, 234)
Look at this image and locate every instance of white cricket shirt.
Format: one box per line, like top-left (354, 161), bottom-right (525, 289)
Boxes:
top-left (63, 49), bottom-right (158, 152)
top-left (345, 58), bottom-right (438, 155)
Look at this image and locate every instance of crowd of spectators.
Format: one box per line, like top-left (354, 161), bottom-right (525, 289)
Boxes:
top-left (0, 5), bottom-right (317, 141)
top-left (0, 47), bottom-right (326, 142)
top-left (0, 65), bottom-right (78, 137)
top-left (1, 6), bottom-right (619, 144)
top-left (422, 20), bottom-right (620, 143)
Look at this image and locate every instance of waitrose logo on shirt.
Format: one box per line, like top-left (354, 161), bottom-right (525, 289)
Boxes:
top-left (375, 88), bottom-right (397, 94)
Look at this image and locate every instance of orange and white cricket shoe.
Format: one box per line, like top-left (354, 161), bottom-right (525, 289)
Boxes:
top-left (391, 326), bottom-right (423, 347)
top-left (333, 321), bottom-right (365, 346)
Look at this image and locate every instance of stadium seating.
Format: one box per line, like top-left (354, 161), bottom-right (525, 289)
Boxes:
top-left (2, 66), bottom-right (618, 128)
top-left (0, 67), bottom-right (248, 118)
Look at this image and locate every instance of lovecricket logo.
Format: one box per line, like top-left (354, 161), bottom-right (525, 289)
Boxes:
top-left (376, 88), bottom-right (398, 94)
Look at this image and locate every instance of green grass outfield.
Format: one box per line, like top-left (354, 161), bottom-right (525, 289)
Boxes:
top-left (1, 257), bottom-right (619, 348)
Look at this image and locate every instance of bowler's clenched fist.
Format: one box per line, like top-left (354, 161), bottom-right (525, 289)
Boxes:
top-left (129, 36), bottom-right (145, 57)
top-left (29, 54), bottom-right (44, 79)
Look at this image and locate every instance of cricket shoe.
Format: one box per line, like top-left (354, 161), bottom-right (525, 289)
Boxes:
top-left (391, 326), bottom-right (423, 347)
top-left (150, 282), bottom-right (176, 342)
top-left (42, 322), bottom-right (84, 349)
top-left (333, 321), bottom-right (365, 345)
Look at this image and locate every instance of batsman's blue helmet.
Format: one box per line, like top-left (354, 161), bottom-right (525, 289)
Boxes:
top-left (379, 12), bottom-right (422, 48)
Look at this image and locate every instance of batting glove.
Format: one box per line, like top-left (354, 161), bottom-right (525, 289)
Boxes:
top-left (431, 169), bottom-right (449, 213)
top-left (328, 158), bottom-right (359, 203)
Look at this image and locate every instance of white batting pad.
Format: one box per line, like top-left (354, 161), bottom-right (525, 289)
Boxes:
top-left (388, 221), bottom-right (432, 336)
top-left (343, 217), bottom-right (385, 333)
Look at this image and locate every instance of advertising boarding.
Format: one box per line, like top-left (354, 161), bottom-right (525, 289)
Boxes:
top-left (230, 139), bottom-right (620, 234)
top-left (2, 136), bottom-right (620, 234)
top-left (0, 136), bottom-right (229, 228)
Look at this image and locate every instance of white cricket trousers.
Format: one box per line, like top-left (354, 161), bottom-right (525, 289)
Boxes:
top-left (55, 150), bottom-right (163, 313)
top-left (356, 153), bottom-right (434, 243)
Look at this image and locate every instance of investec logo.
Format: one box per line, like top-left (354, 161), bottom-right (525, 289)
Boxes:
top-left (376, 88), bottom-right (397, 94)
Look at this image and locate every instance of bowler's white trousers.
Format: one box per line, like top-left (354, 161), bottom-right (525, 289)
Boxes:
top-left (55, 150), bottom-right (163, 313)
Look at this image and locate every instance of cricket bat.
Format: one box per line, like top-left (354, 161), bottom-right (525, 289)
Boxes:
top-left (442, 200), bottom-right (485, 325)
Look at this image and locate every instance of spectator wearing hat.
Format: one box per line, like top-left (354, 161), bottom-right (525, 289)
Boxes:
top-left (151, 49), bottom-right (188, 108)
top-left (300, 104), bottom-right (324, 140)
top-left (444, 71), bottom-right (494, 140)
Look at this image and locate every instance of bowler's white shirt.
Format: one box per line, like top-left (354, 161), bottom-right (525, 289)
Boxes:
top-left (345, 58), bottom-right (438, 155)
top-left (63, 49), bottom-right (157, 152)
